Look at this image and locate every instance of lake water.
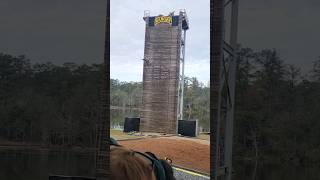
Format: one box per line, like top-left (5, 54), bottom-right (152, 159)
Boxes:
top-left (1, 149), bottom-right (320, 180)
top-left (111, 109), bottom-right (139, 129)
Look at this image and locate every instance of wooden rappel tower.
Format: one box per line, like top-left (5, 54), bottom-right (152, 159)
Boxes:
top-left (140, 10), bottom-right (189, 134)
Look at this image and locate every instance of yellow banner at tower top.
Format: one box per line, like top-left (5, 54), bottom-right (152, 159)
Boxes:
top-left (154, 16), bottom-right (172, 25)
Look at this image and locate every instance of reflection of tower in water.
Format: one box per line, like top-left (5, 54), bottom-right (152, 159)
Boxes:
top-left (140, 10), bottom-right (189, 134)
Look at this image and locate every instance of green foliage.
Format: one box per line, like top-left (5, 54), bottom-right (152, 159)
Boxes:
top-left (234, 47), bottom-right (320, 164)
top-left (110, 79), bottom-right (142, 127)
top-left (110, 77), bottom-right (210, 130)
top-left (1, 49), bottom-right (320, 165)
top-left (0, 53), bottom-right (100, 147)
top-left (183, 78), bottom-right (210, 130)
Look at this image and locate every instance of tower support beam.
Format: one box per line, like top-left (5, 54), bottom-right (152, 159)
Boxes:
top-left (211, 0), bottom-right (239, 180)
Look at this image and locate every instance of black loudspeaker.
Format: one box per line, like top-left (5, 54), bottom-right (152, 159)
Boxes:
top-left (123, 117), bottom-right (140, 133)
top-left (178, 120), bottom-right (197, 137)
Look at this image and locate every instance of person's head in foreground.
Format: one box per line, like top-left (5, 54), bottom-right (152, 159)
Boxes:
top-left (110, 139), bottom-right (176, 180)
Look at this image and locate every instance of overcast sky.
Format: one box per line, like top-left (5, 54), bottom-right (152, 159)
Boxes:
top-left (1, 0), bottom-right (319, 83)
top-left (238, 0), bottom-right (320, 75)
top-left (0, 0), bottom-right (106, 64)
top-left (110, 0), bottom-right (210, 83)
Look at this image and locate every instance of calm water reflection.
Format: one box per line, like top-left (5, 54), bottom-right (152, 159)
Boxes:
top-left (1, 149), bottom-right (320, 180)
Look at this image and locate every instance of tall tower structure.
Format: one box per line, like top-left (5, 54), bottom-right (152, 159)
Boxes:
top-left (140, 10), bottom-right (189, 134)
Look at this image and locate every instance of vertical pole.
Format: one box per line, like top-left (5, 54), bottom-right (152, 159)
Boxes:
top-left (180, 29), bottom-right (186, 120)
top-left (176, 12), bottom-right (182, 132)
top-left (224, 0), bottom-right (239, 180)
top-left (230, 0), bottom-right (239, 48)
top-left (96, 0), bottom-right (110, 179)
top-left (211, 0), bottom-right (225, 179)
top-left (141, 12), bottom-right (149, 133)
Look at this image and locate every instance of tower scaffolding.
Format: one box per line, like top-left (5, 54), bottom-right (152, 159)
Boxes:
top-left (177, 9), bottom-right (189, 121)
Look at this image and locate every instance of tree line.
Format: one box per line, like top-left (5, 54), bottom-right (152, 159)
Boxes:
top-left (0, 53), bottom-right (210, 146)
top-left (110, 78), bottom-right (210, 130)
top-left (234, 47), bottom-right (320, 164)
top-left (0, 53), bottom-right (101, 147)
top-left (1, 48), bottom-right (320, 164)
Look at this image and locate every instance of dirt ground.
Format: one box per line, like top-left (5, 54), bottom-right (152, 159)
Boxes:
top-left (119, 136), bottom-right (210, 174)
top-left (110, 129), bottom-right (143, 140)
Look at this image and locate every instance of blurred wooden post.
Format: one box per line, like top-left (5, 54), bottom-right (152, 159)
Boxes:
top-left (96, 0), bottom-right (110, 179)
top-left (211, 0), bottom-right (238, 180)
top-left (211, 0), bottom-right (224, 179)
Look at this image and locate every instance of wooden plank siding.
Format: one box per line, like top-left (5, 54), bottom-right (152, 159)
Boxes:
top-left (140, 14), bottom-right (183, 134)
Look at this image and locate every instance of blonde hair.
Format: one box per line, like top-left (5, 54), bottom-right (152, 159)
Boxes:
top-left (110, 147), bottom-right (156, 180)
